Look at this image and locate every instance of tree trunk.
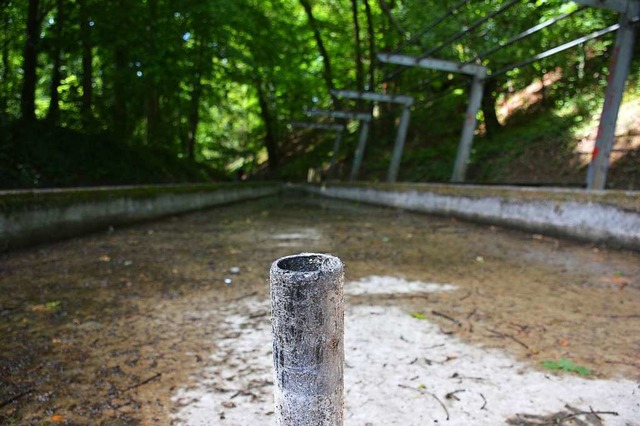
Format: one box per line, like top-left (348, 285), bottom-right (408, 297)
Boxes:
top-left (481, 79), bottom-right (501, 139)
top-left (145, 0), bottom-right (161, 145)
top-left (79, 0), bottom-right (93, 126)
top-left (47, 0), bottom-right (64, 123)
top-left (186, 72), bottom-right (202, 160)
top-left (363, 0), bottom-right (376, 92)
top-left (21, 0), bottom-right (39, 121)
top-left (377, 0), bottom-right (405, 37)
top-left (186, 80), bottom-right (200, 160)
top-left (350, 0), bottom-right (364, 107)
top-left (113, 45), bottom-right (128, 138)
top-left (299, 0), bottom-right (340, 109)
top-left (1, 13), bottom-right (10, 113)
top-left (256, 80), bottom-right (279, 172)
top-left (186, 34), bottom-right (207, 160)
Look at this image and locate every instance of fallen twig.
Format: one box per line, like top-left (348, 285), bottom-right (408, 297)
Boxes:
top-left (228, 291), bottom-right (258, 302)
top-left (432, 310), bottom-right (463, 327)
top-left (480, 393), bottom-right (487, 410)
top-left (451, 372), bottom-right (485, 381)
top-left (458, 291), bottom-right (472, 301)
top-left (424, 343), bottom-right (445, 350)
top-left (120, 372), bottom-right (162, 393)
top-left (486, 328), bottom-right (529, 349)
top-left (397, 385), bottom-right (450, 421)
top-left (0, 389), bottom-right (33, 409)
top-left (605, 359), bottom-right (640, 368)
top-left (430, 392), bottom-right (450, 421)
top-left (506, 404), bottom-right (617, 425)
top-left (445, 389), bottom-right (465, 401)
top-left (465, 308), bottom-right (477, 320)
top-left (560, 404), bottom-right (617, 423)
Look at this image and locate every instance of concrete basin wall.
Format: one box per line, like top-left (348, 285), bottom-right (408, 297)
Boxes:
top-left (302, 183), bottom-right (640, 251)
top-left (0, 183), bottom-right (280, 251)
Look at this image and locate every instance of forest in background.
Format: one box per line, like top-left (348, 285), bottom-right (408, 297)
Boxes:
top-left (1, 0), bottom-right (638, 188)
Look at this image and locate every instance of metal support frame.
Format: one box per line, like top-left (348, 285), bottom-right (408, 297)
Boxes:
top-left (421, 0), bottom-right (520, 60)
top-left (306, 110), bottom-right (372, 121)
top-left (290, 122), bottom-right (346, 180)
top-left (472, 6), bottom-right (587, 63)
top-left (587, 0), bottom-right (639, 189)
top-left (290, 122), bottom-right (345, 132)
top-left (331, 90), bottom-right (415, 182)
top-left (305, 110), bottom-right (373, 181)
top-left (489, 23), bottom-right (620, 78)
top-left (378, 53), bottom-right (486, 76)
top-left (452, 69), bottom-right (487, 182)
top-left (379, 0), bottom-right (638, 189)
top-left (378, 53), bottom-right (487, 182)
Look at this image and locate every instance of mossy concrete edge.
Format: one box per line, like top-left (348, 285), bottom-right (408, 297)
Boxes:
top-left (1, 183), bottom-right (281, 252)
top-left (301, 183), bottom-right (640, 251)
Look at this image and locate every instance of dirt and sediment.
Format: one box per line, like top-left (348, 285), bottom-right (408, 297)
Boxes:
top-left (1, 195), bottom-right (638, 424)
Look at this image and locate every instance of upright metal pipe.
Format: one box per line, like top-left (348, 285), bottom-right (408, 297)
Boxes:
top-left (270, 253), bottom-right (345, 426)
top-left (451, 70), bottom-right (486, 183)
top-left (587, 0), bottom-right (640, 190)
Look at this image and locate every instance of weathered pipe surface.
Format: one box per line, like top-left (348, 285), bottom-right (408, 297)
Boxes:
top-left (270, 253), bottom-right (344, 426)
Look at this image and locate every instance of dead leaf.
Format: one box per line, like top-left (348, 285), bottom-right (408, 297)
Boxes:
top-left (51, 414), bottom-right (65, 423)
top-left (99, 255), bottom-right (111, 262)
top-left (558, 339), bottom-right (570, 347)
top-left (222, 401), bottom-right (236, 409)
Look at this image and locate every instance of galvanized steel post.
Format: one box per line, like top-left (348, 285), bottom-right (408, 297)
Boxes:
top-left (451, 70), bottom-right (486, 183)
top-left (587, 0), bottom-right (640, 190)
top-left (270, 253), bottom-right (345, 426)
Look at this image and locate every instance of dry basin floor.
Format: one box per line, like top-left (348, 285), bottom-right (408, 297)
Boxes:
top-left (0, 196), bottom-right (639, 425)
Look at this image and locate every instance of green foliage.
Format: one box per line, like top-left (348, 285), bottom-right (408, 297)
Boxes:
top-left (0, 0), bottom-right (634, 187)
top-left (541, 358), bottom-right (591, 376)
top-left (0, 121), bottom-right (221, 188)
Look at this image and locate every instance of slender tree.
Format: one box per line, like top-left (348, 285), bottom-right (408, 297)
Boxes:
top-left (79, 0), bottom-right (93, 126)
top-left (350, 0), bottom-right (364, 97)
top-left (363, 0), bottom-right (376, 91)
top-left (481, 79), bottom-right (501, 139)
top-left (145, 0), bottom-right (161, 145)
top-left (299, 0), bottom-right (340, 109)
top-left (256, 78), bottom-right (279, 172)
top-left (186, 35), bottom-right (205, 160)
top-left (1, 8), bottom-right (10, 113)
top-left (47, 0), bottom-right (64, 123)
top-left (21, 0), bottom-right (39, 121)
top-left (377, 0), bottom-right (405, 37)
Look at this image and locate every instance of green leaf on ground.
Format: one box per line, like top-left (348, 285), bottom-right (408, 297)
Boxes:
top-left (541, 358), bottom-right (590, 376)
top-left (411, 312), bottom-right (426, 320)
